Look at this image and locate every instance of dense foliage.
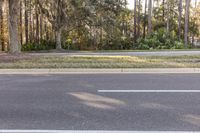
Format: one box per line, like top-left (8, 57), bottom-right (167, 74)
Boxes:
top-left (0, 0), bottom-right (199, 53)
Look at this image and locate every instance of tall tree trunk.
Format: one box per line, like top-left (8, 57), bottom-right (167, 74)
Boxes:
top-left (0, 0), bottom-right (3, 51)
top-left (32, 14), bottom-right (35, 43)
top-left (20, 0), bottom-right (23, 45)
top-left (147, 0), bottom-right (152, 36)
top-left (40, 11), bottom-right (43, 42)
top-left (178, 0), bottom-right (182, 40)
top-left (45, 22), bottom-right (49, 40)
top-left (143, 0), bottom-right (147, 38)
top-left (24, 0), bottom-right (29, 44)
top-left (8, 0), bottom-right (21, 53)
top-left (134, 0), bottom-right (137, 41)
top-left (35, 3), bottom-right (39, 44)
top-left (184, 0), bottom-right (190, 48)
top-left (162, 0), bottom-right (165, 21)
top-left (0, 0), bottom-right (5, 51)
top-left (100, 16), bottom-right (103, 48)
top-left (137, 0), bottom-right (141, 38)
top-left (166, 0), bottom-right (170, 33)
top-left (29, 0), bottom-right (33, 43)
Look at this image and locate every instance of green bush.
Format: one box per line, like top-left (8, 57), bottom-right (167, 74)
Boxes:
top-left (136, 28), bottom-right (184, 50)
top-left (101, 38), bottom-right (133, 50)
top-left (22, 40), bottom-right (56, 51)
top-left (22, 43), bottom-right (35, 51)
top-left (172, 41), bottom-right (185, 49)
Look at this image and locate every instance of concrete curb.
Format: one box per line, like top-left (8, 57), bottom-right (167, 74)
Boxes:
top-left (0, 68), bottom-right (200, 74)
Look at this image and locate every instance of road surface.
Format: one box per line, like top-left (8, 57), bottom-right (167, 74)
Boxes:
top-left (0, 74), bottom-right (200, 131)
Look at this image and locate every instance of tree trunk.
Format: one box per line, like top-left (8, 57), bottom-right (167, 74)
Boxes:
top-left (0, 0), bottom-right (3, 51)
top-left (143, 0), bottom-right (147, 38)
top-left (8, 0), bottom-right (21, 53)
top-left (178, 0), bottom-right (182, 40)
top-left (35, 4), bottom-right (39, 44)
top-left (24, 0), bottom-right (29, 44)
top-left (162, 0), bottom-right (165, 21)
top-left (137, 0), bottom-right (141, 38)
top-left (29, 0), bottom-right (33, 43)
top-left (166, 0), bottom-right (170, 33)
top-left (134, 0), bottom-right (137, 41)
top-left (32, 14), bottom-right (35, 43)
top-left (40, 11), bottom-right (43, 42)
top-left (0, 0), bottom-right (5, 51)
top-left (45, 22), bottom-right (49, 40)
top-left (20, 0), bottom-right (23, 45)
top-left (147, 0), bottom-right (152, 36)
top-left (55, 29), bottom-right (62, 50)
top-left (184, 0), bottom-right (190, 48)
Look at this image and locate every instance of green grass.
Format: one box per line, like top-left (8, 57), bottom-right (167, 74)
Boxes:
top-left (24, 48), bottom-right (200, 53)
top-left (1, 55), bottom-right (200, 68)
top-left (77, 49), bottom-right (200, 53)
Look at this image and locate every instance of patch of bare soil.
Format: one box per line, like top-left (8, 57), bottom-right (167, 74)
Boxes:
top-left (0, 53), bottom-right (35, 63)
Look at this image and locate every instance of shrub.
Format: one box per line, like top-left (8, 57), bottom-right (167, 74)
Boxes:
top-left (136, 28), bottom-right (184, 50)
top-left (22, 40), bottom-right (56, 51)
top-left (172, 41), bottom-right (185, 49)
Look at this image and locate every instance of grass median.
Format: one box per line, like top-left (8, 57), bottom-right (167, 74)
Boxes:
top-left (1, 54), bottom-right (200, 68)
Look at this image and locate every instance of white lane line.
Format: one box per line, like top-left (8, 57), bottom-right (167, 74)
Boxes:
top-left (0, 131), bottom-right (199, 133)
top-left (98, 90), bottom-right (200, 93)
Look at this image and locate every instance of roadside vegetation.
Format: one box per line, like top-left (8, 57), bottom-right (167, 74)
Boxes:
top-left (1, 55), bottom-right (200, 68)
top-left (0, 0), bottom-right (199, 53)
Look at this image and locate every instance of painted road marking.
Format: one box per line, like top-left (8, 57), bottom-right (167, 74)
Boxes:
top-left (98, 90), bottom-right (200, 93)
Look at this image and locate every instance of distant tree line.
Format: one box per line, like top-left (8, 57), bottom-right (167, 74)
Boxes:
top-left (0, 0), bottom-right (199, 53)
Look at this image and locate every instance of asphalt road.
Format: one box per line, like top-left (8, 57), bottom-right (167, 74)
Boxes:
top-left (1, 74), bottom-right (200, 131)
top-left (30, 51), bottom-right (200, 56)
